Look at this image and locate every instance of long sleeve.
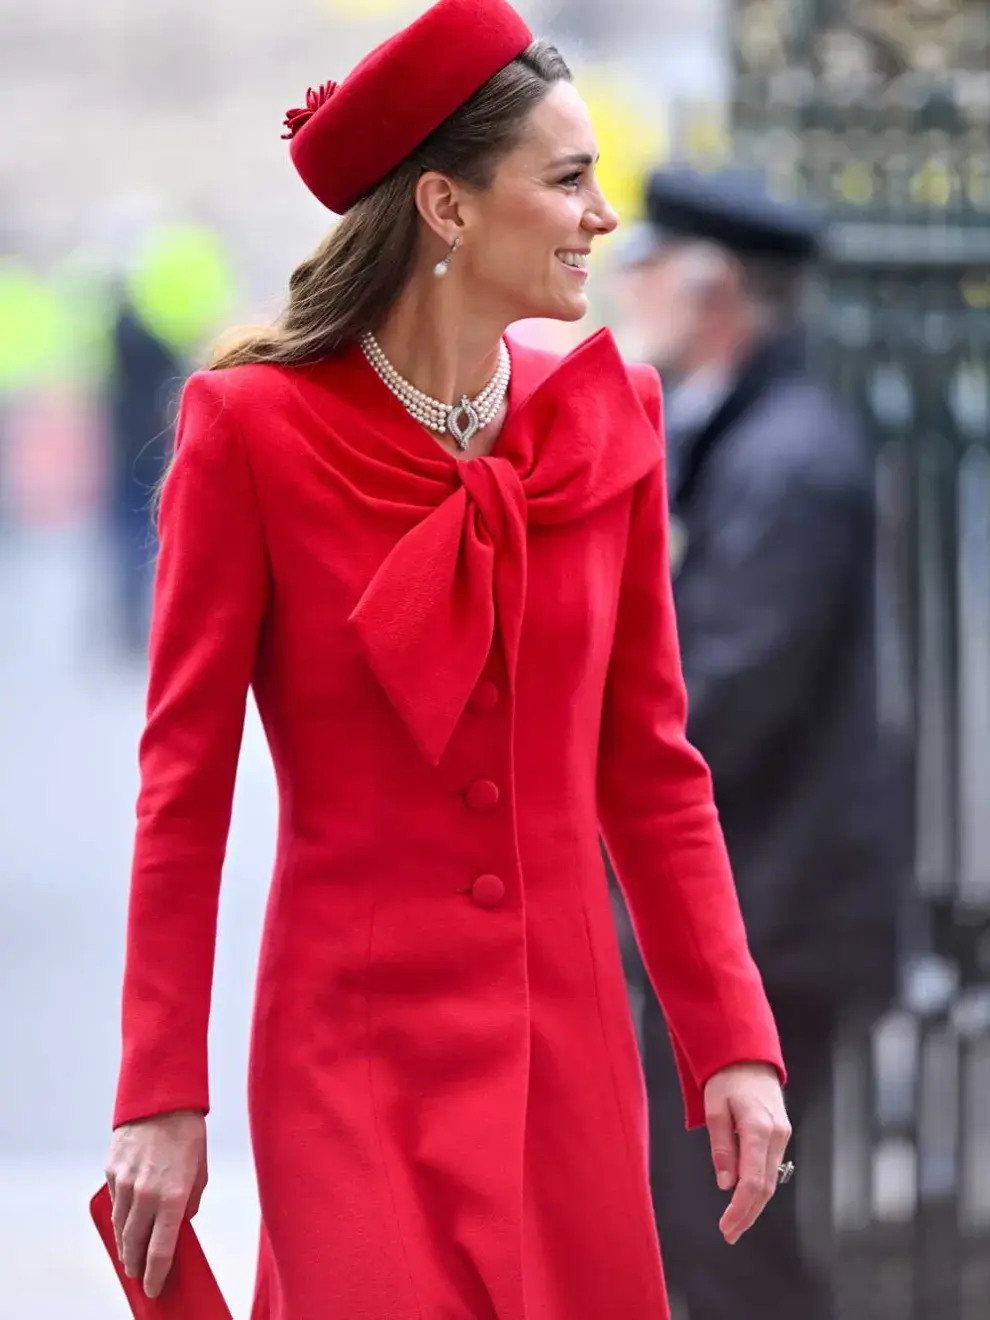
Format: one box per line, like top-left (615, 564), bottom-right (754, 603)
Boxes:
top-left (597, 382), bottom-right (782, 1130)
top-left (113, 371), bottom-right (270, 1128)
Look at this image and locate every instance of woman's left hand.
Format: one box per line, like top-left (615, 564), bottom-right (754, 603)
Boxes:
top-left (703, 1062), bottom-right (791, 1245)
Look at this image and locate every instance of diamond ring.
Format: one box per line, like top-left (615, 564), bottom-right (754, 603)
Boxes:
top-left (777, 1161), bottom-right (795, 1186)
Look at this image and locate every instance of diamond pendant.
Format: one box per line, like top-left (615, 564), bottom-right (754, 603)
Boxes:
top-left (447, 397), bottom-right (480, 450)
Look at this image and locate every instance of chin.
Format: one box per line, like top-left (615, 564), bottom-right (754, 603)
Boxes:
top-left (524, 295), bottom-right (588, 324)
top-left (558, 297), bottom-right (589, 323)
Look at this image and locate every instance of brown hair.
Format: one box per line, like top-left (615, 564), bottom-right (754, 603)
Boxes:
top-left (211, 39), bottom-right (572, 372)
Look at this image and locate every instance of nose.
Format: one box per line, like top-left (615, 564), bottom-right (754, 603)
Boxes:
top-left (584, 193), bottom-right (619, 237)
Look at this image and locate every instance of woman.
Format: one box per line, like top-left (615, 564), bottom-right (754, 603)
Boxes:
top-left (104, 2), bottom-right (791, 1317)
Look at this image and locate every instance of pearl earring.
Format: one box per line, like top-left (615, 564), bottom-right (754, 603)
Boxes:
top-left (434, 236), bottom-right (461, 278)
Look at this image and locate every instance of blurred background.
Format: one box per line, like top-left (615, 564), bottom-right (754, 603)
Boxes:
top-left (0, 1), bottom-right (987, 1317)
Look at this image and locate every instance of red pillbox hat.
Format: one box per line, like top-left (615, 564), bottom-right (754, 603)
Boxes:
top-left (283, 0), bottom-right (534, 215)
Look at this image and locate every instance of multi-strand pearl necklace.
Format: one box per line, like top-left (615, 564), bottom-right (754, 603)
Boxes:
top-left (360, 331), bottom-right (511, 451)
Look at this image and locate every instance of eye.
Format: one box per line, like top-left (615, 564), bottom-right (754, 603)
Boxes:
top-left (558, 170), bottom-right (584, 189)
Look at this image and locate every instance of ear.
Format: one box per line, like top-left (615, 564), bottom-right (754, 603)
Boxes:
top-left (691, 249), bottom-right (742, 313)
top-left (414, 171), bottom-right (468, 247)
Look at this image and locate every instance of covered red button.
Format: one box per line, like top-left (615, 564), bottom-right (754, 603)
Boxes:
top-left (471, 875), bottom-right (505, 909)
top-left (468, 680), bottom-right (499, 714)
top-left (465, 779), bottom-right (500, 812)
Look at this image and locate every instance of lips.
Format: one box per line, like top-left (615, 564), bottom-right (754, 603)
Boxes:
top-left (557, 250), bottom-right (590, 272)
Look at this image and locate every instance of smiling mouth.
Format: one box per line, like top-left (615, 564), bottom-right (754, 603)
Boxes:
top-left (557, 250), bottom-right (590, 273)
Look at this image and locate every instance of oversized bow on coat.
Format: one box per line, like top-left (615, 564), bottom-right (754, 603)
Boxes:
top-left (349, 329), bottom-right (662, 765)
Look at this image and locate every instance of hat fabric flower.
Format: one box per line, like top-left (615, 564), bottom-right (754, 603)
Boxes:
top-left (281, 82), bottom-right (338, 141)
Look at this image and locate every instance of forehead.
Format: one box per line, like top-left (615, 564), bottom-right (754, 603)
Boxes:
top-left (510, 81), bottom-right (598, 165)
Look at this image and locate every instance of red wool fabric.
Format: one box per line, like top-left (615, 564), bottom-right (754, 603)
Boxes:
top-left (114, 328), bottom-right (784, 1320)
top-left (287, 0), bottom-right (534, 213)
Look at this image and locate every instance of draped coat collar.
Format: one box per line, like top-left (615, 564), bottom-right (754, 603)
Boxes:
top-left (306, 327), bottom-right (661, 764)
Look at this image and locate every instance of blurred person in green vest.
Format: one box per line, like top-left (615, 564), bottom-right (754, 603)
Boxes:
top-left (105, 221), bottom-right (235, 655)
top-left (0, 256), bottom-right (72, 524)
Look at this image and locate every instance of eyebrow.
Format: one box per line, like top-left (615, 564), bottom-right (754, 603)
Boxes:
top-left (548, 151), bottom-right (599, 170)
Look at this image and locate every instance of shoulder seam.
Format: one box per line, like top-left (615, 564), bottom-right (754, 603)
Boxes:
top-left (196, 370), bottom-right (275, 579)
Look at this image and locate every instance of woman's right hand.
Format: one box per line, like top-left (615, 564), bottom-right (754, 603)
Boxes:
top-left (104, 1109), bottom-right (208, 1299)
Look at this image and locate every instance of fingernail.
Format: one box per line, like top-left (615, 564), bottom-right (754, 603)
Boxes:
top-left (717, 1171), bottom-right (733, 1190)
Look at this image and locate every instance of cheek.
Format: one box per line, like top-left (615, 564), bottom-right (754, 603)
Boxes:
top-left (645, 266), bottom-right (679, 305)
top-left (475, 198), bottom-right (572, 282)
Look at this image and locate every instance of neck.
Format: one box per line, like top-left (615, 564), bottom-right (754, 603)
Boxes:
top-left (374, 266), bottom-right (507, 403)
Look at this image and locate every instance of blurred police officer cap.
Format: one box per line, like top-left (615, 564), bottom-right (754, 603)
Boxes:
top-left (645, 164), bottom-right (824, 263)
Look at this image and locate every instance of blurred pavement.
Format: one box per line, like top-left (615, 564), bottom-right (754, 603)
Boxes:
top-left (0, 524), bottom-right (275, 1316)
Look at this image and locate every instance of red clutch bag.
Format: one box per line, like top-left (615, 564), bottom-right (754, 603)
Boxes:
top-left (90, 1185), bottom-right (233, 1319)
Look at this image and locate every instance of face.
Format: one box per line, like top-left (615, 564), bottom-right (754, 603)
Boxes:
top-left (617, 244), bottom-right (737, 380)
top-left (451, 82), bottom-right (619, 325)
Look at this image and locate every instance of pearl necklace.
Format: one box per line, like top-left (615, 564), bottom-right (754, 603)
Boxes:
top-left (360, 331), bottom-right (511, 451)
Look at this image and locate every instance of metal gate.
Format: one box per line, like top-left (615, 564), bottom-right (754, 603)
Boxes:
top-left (731, 3), bottom-right (990, 1316)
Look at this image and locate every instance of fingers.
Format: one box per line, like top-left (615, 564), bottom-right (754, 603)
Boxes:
top-left (108, 1171), bottom-right (132, 1261)
top-left (764, 1109), bottom-right (792, 1204)
top-left (705, 1100), bottom-right (739, 1192)
top-left (703, 1065), bottom-right (793, 1245)
top-left (719, 1111), bottom-right (771, 1245)
top-left (115, 1179), bottom-right (191, 1297)
top-left (719, 1105), bottom-right (792, 1245)
top-left (104, 1112), bottom-right (207, 1295)
top-left (143, 1194), bottom-right (186, 1299)
top-left (120, 1181), bottom-right (158, 1283)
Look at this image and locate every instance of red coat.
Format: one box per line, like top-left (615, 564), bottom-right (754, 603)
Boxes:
top-left (114, 327), bottom-right (783, 1320)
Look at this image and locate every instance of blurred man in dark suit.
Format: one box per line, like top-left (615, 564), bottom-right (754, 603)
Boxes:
top-left (105, 289), bottom-right (183, 656)
top-left (613, 167), bottom-right (904, 1320)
